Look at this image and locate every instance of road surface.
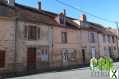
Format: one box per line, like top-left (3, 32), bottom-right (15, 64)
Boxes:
top-left (8, 63), bottom-right (119, 79)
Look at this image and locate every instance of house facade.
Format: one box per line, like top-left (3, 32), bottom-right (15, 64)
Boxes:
top-left (0, 1), bottom-right (58, 73)
top-left (0, 0), bottom-right (118, 73)
top-left (73, 14), bottom-right (118, 64)
top-left (49, 13), bottom-right (81, 68)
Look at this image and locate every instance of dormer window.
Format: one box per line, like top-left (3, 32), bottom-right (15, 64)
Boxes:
top-left (59, 13), bottom-right (65, 24)
top-left (59, 15), bottom-right (65, 24)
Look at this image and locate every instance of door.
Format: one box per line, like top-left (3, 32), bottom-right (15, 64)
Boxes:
top-left (82, 49), bottom-right (86, 64)
top-left (27, 48), bottom-right (36, 71)
top-left (0, 50), bottom-right (5, 68)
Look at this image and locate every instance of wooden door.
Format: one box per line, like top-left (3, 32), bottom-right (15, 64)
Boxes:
top-left (27, 48), bottom-right (36, 70)
top-left (82, 49), bottom-right (86, 64)
top-left (0, 50), bottom-right (5, 68)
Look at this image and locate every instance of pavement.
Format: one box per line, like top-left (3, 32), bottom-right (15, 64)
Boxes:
top-left (7, 63), bottom-right (119, 79)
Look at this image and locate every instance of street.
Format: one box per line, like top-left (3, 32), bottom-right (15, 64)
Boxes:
top-left (8, 63), bottom-right (119, 79)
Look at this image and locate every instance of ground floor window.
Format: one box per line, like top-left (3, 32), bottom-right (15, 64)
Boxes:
top-left (62, 49), bottom-right (76, 65)
top-left (40, 48), bottom-right (49, 63)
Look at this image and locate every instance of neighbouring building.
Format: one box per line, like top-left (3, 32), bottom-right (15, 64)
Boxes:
top-left (47, 12), bottom-right (81, 68)
top-left (73, 14), bottom-right (118, 63)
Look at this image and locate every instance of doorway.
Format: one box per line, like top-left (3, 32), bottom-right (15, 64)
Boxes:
top-left (27, 48), bottom-right (36, 71)
top-left (0, 50), bottom-right (5, 68)
top-left (81, 49), bottom-right (86, 64)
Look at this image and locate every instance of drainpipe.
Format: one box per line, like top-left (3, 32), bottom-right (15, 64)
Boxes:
top-left (48, 25), bottom-right (53, 68)
top-left (14, 11), bottom-right (18, 73)
top-left (97, 33), bottom-right (100, 58)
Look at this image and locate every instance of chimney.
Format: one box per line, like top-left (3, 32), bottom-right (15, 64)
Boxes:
top-left (64, 9), bottom-right (66, 26)
top-left (80, 14), bottom-right (87, 22)
top-left (38, 1), bottom-right (41, 10)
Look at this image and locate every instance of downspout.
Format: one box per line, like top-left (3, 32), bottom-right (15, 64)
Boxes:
top-left (97, 33), bottom-right (100, 58)
top-left (48, 25), bottom-right (53, 68)
top-left (14, 10), bottom-right (18, 73)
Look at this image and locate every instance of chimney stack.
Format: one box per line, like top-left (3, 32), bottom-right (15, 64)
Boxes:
top-left (38, 1), bottom-right (41, 10)
top-left (80, 14), bottom-right (87, 22)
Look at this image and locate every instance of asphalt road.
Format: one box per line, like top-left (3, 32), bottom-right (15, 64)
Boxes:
top-left (8, 63), bottom-right (119, 79)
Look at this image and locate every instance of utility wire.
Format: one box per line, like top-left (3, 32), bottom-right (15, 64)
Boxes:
top-left (56, 0), bottom-right (115, 24)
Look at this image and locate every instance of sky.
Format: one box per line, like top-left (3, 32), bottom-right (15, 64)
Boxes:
top-left (16, 0), bottom-right (119, 28)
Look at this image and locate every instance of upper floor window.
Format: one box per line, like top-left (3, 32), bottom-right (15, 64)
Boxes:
top-left (61, 32), bottom-right (68, 43)
top-left (112, 36), bottom-right (115, 43)
top-left (89, 32), bottom-right (96, 43)
top-left (108, 35), bottom-right (111, 43)
top-left (103, 35), bottom-right (106, 43)
top-left (24, 25), bottom-right (40, 40)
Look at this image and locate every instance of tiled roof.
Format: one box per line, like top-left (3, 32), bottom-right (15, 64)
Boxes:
top-left (0, 3), bottom-right (58, 25)
top-left (15, 3), bottom-right (58, 25)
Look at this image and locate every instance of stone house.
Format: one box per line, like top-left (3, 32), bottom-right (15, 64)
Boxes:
top-left (0, 0), bottom-right (58, 73)
top-left (0, 0), bottom-right (118, 73)
top-left (47, 12), bottom-right (81, 68)
top-left (73, 14), bottom-right (118, 64)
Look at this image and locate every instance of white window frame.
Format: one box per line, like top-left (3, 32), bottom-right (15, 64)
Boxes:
top-left (91, 47), bottom-right (96, 57)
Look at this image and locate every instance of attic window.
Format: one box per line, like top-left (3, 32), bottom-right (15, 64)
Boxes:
top-left (59, 16), bottom-right (65, 24)
top-left (59, 13), bottom-right (65, 24)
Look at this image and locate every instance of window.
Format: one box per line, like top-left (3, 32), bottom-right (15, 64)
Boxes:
top-left (109, 47), bottom-right (113, 58)
top-left (112, 36), bottom-right (115, 43)
top-left (61, 32), bottom-right (68, 43)
top-left (103, 35), bottom-right (106, 43)
top-left (91, 47), bottom-right (96, 57)
top-left (59, 16), bottom-right (65, 24)
top-left (114, 47), bottom-right (116, 50)
top-left (28, 26), bottom-right (37, 40)
top-left (38, 28), bottom-right (40, 39)
top-left (40, 48), bottom-right (49, 62)
top-left (24, 25), bottom-right (40, 40)
top-left (89, 32), bottom-right (96, 43)
top-left (108, 35), bottom-right (111, 43)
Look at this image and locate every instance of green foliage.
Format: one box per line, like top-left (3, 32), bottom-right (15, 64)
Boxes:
top-left (90, 57), bottom-right (113, 71)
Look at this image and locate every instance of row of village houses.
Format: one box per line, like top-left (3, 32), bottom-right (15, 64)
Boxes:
top-left (0, 0), bottom-right (118, 73)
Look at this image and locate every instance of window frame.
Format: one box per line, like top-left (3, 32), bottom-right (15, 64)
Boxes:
top-left (24, 25), bottom-right (41, 40)
top-left (61, 32), bottom-right (68, 43)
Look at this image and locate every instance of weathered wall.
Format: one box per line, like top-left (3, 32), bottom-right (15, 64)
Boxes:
top-left (0, 18), bottom-right (15, 72)
top-left (51, 26), bottom-right (81, 68)
top-left (15, 21), bottom-right (50, 72)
